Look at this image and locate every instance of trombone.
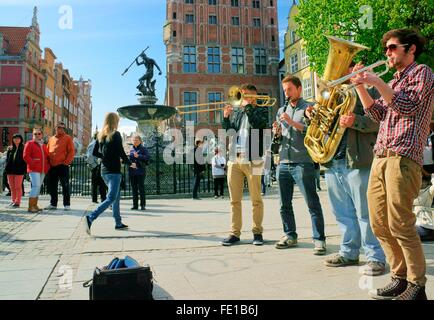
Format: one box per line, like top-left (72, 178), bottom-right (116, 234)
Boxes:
top-left (175, 86), bottom-right (276, 115)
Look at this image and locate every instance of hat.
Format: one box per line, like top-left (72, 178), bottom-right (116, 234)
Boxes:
top-left (57, 122), bottom-right (66, 128)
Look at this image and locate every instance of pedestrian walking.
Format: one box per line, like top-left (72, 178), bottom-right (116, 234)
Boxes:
top-left (84, 112), bottom-right (133, 234)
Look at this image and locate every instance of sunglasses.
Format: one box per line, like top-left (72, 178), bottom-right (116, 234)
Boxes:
top-left (383, 43), bottom-right (408, 53)
top-left (33, 133), bottom-right (42, 136)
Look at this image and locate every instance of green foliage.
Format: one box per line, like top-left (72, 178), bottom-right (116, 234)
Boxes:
top-left (295, 0), bottom-right (433, 77)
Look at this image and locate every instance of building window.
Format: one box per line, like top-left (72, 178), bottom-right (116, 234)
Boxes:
top-left (173, 12), bottom-right (177, 19)
top-left (45, 87), bottom-right (53, 101)
top-left (186, 14), bottom-right (194, 23)
top-left (290, 30), bottom-right (297, 44)
top-left (231, 0), bottom-right (239, 6)
top-left (301, 48), bottom-right (309, 67)
top-left (270, 0), bottom-right (274, 6)
top-left (290, 53), bottom-right (299, 73)
top-left (252, 0), bottom-right (260, 8)
top-left (209, 15), bottom-right (217, 25)
top-left (271, 35), bottom-right (275, 42)
top-left (253, 18), bottom-right (261, 27)
top-left (183, 92), bottom-right (198, 123)
top-left (39, 79), bottom-right (43, 96)
top-left (26, 69), bottom-right (30, 87)
top-left (232, 16), bottom-right (240, 25)
top-left (208, 92), bottom-right (222, 124)
top-left (208, 0), bottom-right (217, 4)
top-left (254, 48), bottom-right (267, 74)
top-left (183, 45), bottom-right (196, 71)
top-left (207, 47), bottom-right (221, 73)
top-left (302, 79), bottom-right (313, 99)
top-left (271, 18), bottom-right (274, 25)
top-left (231, 47), bottom-right (245, 74)
top-left (33, 75), bottom-right (37, 92)
top-left (185, 0), bottom-right (194, 3)
top-left (173, 30), bottom-right (177, 37)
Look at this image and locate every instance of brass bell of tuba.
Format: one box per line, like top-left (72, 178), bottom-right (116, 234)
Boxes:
top-left (304, 36), bottom-right (369, 164)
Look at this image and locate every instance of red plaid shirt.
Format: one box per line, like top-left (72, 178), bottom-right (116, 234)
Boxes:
top-left (365, 62), bottom-right (434, 165)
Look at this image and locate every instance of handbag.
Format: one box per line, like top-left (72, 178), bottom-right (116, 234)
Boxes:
top-left (83, 255), bottom-right (153, 300)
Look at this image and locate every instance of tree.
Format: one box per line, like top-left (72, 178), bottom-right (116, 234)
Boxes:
top-left (295, 0), bottom-right (433, 77)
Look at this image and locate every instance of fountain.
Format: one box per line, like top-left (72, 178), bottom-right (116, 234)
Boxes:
top-left (117, 49), bottom-right (176, 142)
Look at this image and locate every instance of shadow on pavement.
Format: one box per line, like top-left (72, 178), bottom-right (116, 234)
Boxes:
top-left (153, 283), bottom-right (174, 300)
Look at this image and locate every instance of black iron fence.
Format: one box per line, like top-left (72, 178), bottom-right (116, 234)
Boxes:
top-left (40, 154), bottom-right (221, 198)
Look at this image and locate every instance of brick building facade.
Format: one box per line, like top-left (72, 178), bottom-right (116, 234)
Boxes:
top-left (0, 8), bottom-right (45, 145)
top-left (164, 0), bottom-right (281, 135)
top-left (0, 7), bottom-right (92, 152)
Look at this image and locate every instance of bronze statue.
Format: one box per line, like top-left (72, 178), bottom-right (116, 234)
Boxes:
top-left (121, 47), bottom-right (162, 97)
top-left (136, 53), bottom-right (162, 96)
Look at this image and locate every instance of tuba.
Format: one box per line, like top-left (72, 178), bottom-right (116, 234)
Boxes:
top-left (304, 36), bottom-right (369, 164)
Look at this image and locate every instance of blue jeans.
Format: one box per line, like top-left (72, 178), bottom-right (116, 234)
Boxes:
top-left (277, 163), bottom-right (325, 241)
top-left (325, 159), bottom-right (385, 262)
top-left (29, 172), bottom-right (45, 197)
top-left (88, 173), bottom-right (122, 227)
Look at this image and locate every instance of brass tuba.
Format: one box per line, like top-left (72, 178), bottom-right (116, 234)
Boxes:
top-left (304, 36), bottom-right (369, 164)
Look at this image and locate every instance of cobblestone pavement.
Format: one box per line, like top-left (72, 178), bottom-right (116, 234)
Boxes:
top-left (1, 183), bottom-right (433, 300)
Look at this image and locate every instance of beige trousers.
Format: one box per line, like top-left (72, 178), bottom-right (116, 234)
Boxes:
top-left (367, 156), bottom-right (426, 286)
top-left (227, 160), bottom-right (264, 237)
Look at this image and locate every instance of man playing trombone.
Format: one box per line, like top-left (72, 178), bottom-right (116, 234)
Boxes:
top-left (351, 28), bottom-right (433, 300)
top-left (221, 84), bottom-right (269, 246)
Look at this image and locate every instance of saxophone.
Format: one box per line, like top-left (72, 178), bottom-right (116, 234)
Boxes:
top-left (304, 36), bottom-right (369, 164)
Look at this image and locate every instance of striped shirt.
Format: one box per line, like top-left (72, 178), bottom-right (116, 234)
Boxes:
top-left (365, 62), bottom-right (434, 165)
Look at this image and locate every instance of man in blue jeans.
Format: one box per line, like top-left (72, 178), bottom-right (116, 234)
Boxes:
top-left (273, 75), bottom-right (326, 255)
top-left (306, 68), bottom-right (386, 275)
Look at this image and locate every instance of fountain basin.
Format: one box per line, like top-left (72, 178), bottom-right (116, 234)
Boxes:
top-left (117, 104), bottom-right (177, 122)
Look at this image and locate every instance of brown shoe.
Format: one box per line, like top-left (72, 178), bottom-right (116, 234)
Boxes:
top-left (369, 277), bottom-right (407, 300)
top-left (27, 197), bottom-right (39, 213)
top-left (35, 197), bottom-right (43, 212)
top-left (395, 282), bottom-right (427, 300)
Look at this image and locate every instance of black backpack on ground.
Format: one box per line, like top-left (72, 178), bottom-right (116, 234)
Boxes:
top-left (83, 255), bottom-right (153, 300)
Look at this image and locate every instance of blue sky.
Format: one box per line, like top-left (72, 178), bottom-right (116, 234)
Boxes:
top-left (0, 0), bottom-right (292, 134)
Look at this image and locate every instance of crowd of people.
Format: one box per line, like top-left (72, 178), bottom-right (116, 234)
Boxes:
top-left (1, 28), bottom-right (432, 300)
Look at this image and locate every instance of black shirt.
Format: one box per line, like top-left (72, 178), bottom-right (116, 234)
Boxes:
top-left (5, 145), bottom-right (27, 175)
top-left (93, 131), bottom-right (130, 174)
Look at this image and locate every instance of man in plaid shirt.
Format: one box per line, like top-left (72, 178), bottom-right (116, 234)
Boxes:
top-left (352, 29), bottom-right (433, 300)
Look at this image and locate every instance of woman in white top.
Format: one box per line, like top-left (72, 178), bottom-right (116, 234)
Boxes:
top-left (211, 147), bottom-right (226, 199)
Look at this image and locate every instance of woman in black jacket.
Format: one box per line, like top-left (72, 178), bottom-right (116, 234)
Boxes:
top-left (5, 134), bottom-right (27, 208)
top-left (84, 112), bottom-right (133, 235)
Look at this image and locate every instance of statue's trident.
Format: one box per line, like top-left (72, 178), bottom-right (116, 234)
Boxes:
top-left (121, 46), bottom-right (150, 76)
